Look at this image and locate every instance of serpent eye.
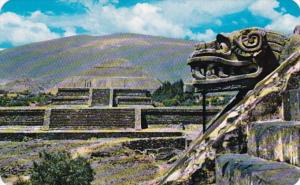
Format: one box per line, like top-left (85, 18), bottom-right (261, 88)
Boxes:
top-left (219, 42), bottom-right (229, 52)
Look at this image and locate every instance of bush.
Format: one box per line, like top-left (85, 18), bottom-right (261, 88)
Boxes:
top-left (13, 178), bottom-right (31, 185)
top-left (31, 150), bottom-right (94, 185)
top-left (0, 92), bottom-right (52, 107)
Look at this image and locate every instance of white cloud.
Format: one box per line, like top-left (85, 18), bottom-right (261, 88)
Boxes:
top-left (265, 14), bottom-right (300, 33)
top-left (189, 29), bottom-right (216, 41)
top-left (0, 12), bottom-right (59, 46)
top-left (249, 0), bottom-right (300, 34)
top-left (32, 0), bottom-right (256, 42)
top-left (249, 0), bottom-right (280, 19)
top-left (0, 0), bottom-right (9, 11)
top-left (1, 0), bottom-right (299, 47)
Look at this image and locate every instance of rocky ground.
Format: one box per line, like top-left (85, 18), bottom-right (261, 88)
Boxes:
top-left (0, 138), bottom-right (183, 185)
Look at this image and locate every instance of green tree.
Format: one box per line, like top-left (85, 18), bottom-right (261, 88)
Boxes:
top-left (152, 79), bottom-right (197, 106)
top-left (31, 150), bottom-right (94, 185)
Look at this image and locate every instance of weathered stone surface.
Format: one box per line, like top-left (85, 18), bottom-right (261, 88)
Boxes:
top-left (189, 28), bottom-right (287, 93)
top-left (247, 92), bottom-right (282, 122)
top-left (142, 107), bottom-right (219, 126)
top-left (52, 88), bottom-right (91, 105)
top-left (0, 109), bottom-right (45, 126)
top-left (216, 154), bottom-right (300, 185)
top-left (116, 96), bottom-right (152, 106)
top-left (113, 89), bottom-right (152, 107)
top-left (91, 89), bottom-right (110, 106)
top-left (56, 88), bottom-right (90, 96)
top-left (0, 131), bottom-right (183, 141)
top-left (283, 89), bottom-right (300, 121)
top-left (286, 71), bottom-right (300, 90)
top-left (49, 108), bottom-right (135, 129)
top-left (248, 121), bottom-right (300, 167)
top-left (123, 137), bottom-right (186, 151)
top-left (51, 96), bottom-right (89, 105)
top-left (159, 41), bottom-right (300, 184)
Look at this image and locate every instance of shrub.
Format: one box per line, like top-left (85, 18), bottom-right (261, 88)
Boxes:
top-left (13, 177), bottom-right (31, 185)
top-left (31, 150), bottom-right (94, 185)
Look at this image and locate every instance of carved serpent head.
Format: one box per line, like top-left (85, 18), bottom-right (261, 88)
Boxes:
top-left (188, 28), bottom-right (287, 92)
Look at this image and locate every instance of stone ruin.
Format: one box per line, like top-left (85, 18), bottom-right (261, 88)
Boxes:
top-left (0, 58), bottom-right (220, 141)
top-left (1, 25), bottom-right (299, 185)
top-left (159, 26), bottom-right (300, 184)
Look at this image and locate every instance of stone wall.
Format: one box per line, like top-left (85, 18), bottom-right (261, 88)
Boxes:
top-left (141, 108), bottom-right (219, 127)
top-left (91, 89), bottom-right (110, 106)
top-left (0, 109), bottom-right (45, 126)
top-left (52, 96), bottom-right (89, 105)
top-left (53, 88), bottom-right (90, 105)
top-left (113, 89), bottom-right (151, 106)
top-left (283, 88), bottom-right (300, 121)
top-left (0, 131), bottom-right (183, 141)
top-left (49, 108), bottom-right (135, 128)
top-left (57, 88), bottom-right (90, 96)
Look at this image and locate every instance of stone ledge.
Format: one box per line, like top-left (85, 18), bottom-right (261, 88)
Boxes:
top-left (216, 154), bottom-right (300, 185)
top-left (0, 131), bottom-right (183, 141)
top-left (248, 121), bottom-right (300, 167)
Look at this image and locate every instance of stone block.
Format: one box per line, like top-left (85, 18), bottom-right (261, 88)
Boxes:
top-left (283, 88), bottom-right (300, 121)
top-left (49, 108), bottom-right (135, 129)
top-left (0, 109), bottom-right (45, 126)
top-left (141, 108), bottom-right (219, 125)
top-left (248, 121), bottom-right (300, 167)
top-left (91, 89), bottom-right (110, 106)
top-left (216, 154), bottom-right (300, 185)
top-left (56, 88), bottom-right (90, 96)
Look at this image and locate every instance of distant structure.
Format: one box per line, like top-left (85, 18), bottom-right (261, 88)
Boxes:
top-left (55, 59), bottom-right (161, 91)
top-left (52, 59), bottom-right (160, 107)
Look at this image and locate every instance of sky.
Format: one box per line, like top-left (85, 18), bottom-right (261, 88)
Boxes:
top-left (0, 0), bottom-right (299, 49)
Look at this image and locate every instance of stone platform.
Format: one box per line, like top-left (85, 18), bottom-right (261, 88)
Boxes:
top-left (0, 127), bottom-right (183, 140)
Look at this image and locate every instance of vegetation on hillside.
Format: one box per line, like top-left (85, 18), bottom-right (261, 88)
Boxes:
top-left (152, 80), bottom-right (198, 106)
top-left (0, 91), bottom-right (52, 106)
top-left (152, 79), bottom-right (234, 107)
top-left (14, 150), bottom-right (94, 185)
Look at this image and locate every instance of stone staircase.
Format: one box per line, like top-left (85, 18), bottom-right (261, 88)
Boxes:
top-left (52, 88), bottom-right (90, 105)
top-left (159, 51), bottom-right (300, 184)
top-left (113, 89), bottom-right (152, 107)
top-left (216, 120), bottom-right (300, 185)
top-left (215, 88), bottom-right (300, 184)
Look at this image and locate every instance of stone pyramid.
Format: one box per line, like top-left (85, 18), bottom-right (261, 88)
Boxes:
top-left (55, 58), bottom-right (161, 91)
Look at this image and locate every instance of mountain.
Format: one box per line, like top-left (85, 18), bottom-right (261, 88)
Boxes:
top-left (0, 33), bottom-right (196, 92)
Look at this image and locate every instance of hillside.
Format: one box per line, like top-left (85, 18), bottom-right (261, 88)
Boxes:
top-left (0, 33), bottom-right (195, 92)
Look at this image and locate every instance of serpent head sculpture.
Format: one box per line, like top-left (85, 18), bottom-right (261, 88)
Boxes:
top-left (188, 28), bottom-right (287, 92)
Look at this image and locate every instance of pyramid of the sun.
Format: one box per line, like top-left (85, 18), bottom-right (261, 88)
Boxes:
top-left (55, 59), bottom-right (161, 91)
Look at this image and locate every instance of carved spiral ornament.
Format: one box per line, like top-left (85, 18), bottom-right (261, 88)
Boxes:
top-left (234, 30), bottom-right (266, 53)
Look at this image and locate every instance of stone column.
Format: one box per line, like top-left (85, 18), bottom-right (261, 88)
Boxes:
top-left (42, 108), bottom-right (51, 131)
top-left (109, 89), bottom-right (114, 107)
top-left (88, 88), bottom-right (93, 107)
top-left (135, 108), bottom-right (142, 130)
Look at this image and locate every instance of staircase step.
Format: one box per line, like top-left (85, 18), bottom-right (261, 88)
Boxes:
top-left (216, 153), bottom-right (300, 185)
top-left (52, 96), bottom-right (89, 105)
top-left (248, 121), bottom-right (300, 166)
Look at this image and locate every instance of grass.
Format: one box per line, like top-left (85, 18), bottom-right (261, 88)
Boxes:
top-left (0, 137), bottom-right (180, 185)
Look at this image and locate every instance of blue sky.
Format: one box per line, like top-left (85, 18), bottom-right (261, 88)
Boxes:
top-left (0, 0), bottom-right (299, 49)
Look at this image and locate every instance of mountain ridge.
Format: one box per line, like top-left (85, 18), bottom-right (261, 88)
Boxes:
top-left (0, 33), bottom-right (196, 92)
